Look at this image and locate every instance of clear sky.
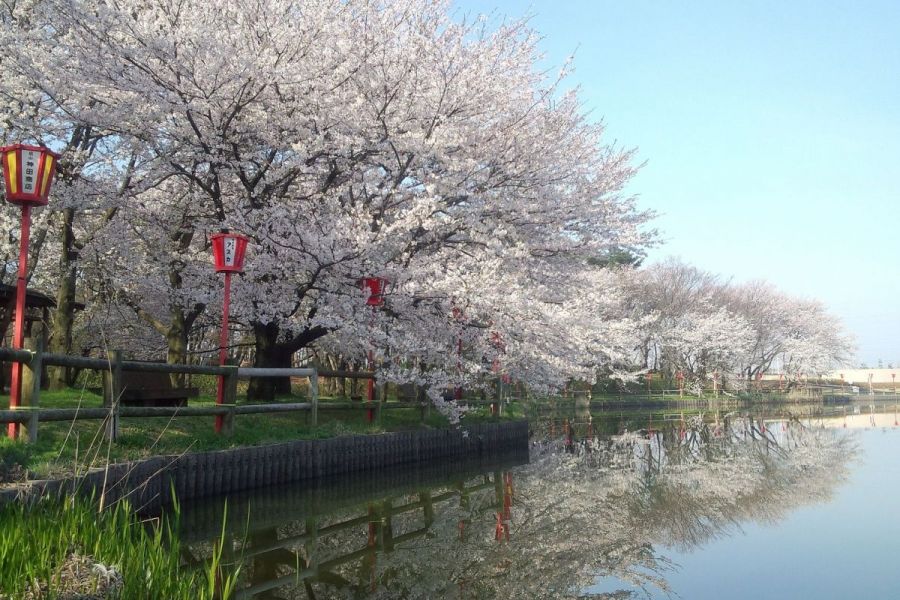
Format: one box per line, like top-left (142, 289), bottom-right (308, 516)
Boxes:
top-left (454, 0), bottom-right (900, 367)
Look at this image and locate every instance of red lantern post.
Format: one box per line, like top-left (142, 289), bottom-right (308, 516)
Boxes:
top-left (362, 277), bottom-right (386, 423)
top-left (494, 472), bottom-right (514, 542)
top-left (1, 145), bottom-right (59, 439)
top-left (676, 371), bottom-right (684, 398)
top-left (211, 231), bottom-right (249, 433)
top-left (452, 305), bottom-right (464, 401)
top-left (490, 331), bottom-right (505, 416)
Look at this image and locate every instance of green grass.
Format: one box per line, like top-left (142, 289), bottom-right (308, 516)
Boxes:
top-left (0, 494), bottom-right (238, 599)
top-left (0, 388), bottom-right (521, 479)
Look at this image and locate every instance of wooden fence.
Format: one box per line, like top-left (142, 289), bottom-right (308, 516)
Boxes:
top-left (0, 345), bottom-right (425, 444)
top-left (217, 469), bottom-right (512, 599)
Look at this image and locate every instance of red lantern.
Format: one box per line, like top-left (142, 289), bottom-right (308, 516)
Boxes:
top-left (451, 305), bottom-right (465, 401)
top-left (361, 276), bottom-right (387, 307)
top-left (209, 231), bottom-right (249, 434)
top-left (2, 144), bottom-right (60, 439)
top-left (210, 231), bottom-right (249, 273)
top-left (360, 276), bottom-right (388, 422)
top-left (1, 144), bottom-right (59, 206)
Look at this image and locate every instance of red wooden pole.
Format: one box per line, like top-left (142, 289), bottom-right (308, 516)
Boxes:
top-left (8, 204), bottom-right (31, 439)
top-left (215, 271), bottom-right (232, 433)
top-left (454, 337), bottom-right (462, 401)
top-left (366, 348), bottom-right (375, 422)
top-left (366, 305), bottom-right (377, 422)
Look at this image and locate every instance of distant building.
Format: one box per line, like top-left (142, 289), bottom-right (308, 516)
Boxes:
top-left (824, 369), bottom-right (899, 385)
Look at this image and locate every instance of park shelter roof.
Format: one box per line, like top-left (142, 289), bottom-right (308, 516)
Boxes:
top-left (0, 283), bottom-right (85, 312)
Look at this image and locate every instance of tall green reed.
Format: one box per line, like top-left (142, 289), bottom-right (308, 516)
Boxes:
top-left (0, 494), bottom-right (240, 599)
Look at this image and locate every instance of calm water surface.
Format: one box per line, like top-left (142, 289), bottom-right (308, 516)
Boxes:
top-left (175, 407), bottom-right (899, 599)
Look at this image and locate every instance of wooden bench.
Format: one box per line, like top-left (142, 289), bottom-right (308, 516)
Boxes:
top-left (116, 370), bottom-right (199, 407)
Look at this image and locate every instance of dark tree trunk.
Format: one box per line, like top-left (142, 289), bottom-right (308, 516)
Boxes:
top-left (48, 209), bottom-right (78, 390)
top-left (246, 319), bottom-right (329, 401)
top-left (166, 310), bottom-right (189, 387)
top-left (247, 321), bottom-right (293, 401)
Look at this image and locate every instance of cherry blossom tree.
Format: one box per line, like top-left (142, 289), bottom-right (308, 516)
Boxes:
top-left (623, 261), bottom-right (853, 393)
top-left (722, 281), bottom-right (855, 384)
top-left (0, 0), bottom-right (149, 386)
top-left (1, 0), bottom-right (852, 412)
top-left (624, 260), bottom-right (752, 389)
top-left (15, 0), bottom-right (651, 402)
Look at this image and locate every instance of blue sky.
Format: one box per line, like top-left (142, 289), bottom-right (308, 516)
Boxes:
top-left (455, 0), bottom-right (900, 366)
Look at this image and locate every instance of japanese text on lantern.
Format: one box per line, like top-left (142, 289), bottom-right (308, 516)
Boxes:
top-left (21, 150), bottom-right (39, 194)
top-left (224, 237), bottom-right (236, 266)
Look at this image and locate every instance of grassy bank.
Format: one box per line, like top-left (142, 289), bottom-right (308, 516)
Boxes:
top-left (0, 495), bottom-right (235, 599)
top-left (0, 388), bottom-right (524, 481)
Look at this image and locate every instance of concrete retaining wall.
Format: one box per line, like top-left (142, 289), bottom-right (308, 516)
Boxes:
top-left (178, 447), bottom-right (529, 539)
top-left (1, 420), bottom-right (529, 511)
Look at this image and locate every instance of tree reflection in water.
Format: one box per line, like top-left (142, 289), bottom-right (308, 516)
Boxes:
top-left (179, 418), bottom-right (857, 600)
top-left (522, 416), bottom-right (857, 598)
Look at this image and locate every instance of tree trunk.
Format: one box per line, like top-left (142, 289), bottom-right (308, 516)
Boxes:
top-left (247, 321), bottom-right (293, 401)
top-left (48, 209), bottom-right (78, 390)
top-left (575, 389), bottom-right (591, 420)
top-left (166, 310), bottom-right (189, 387)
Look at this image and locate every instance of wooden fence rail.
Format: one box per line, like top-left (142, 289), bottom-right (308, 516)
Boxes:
top-left (224, 475), bottom-right (502, 599)
top-left (0, 346), bottom-right (426, 444)
top-left (0, 402), bottom-right (424, 424)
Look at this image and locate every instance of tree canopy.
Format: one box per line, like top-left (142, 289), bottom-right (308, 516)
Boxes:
top-left (0, 0), bottom-right (852, 411)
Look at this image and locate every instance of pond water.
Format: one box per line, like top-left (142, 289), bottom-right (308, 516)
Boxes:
top-left (174, 405), bottom-right (900, 599)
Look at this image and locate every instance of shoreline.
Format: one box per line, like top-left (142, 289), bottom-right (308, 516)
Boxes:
top-left (0, 420), bottom-right (530, 511)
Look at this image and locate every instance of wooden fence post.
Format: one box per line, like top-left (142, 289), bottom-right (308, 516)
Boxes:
top-left (222, 366), bottom-right (238, 435)
top-left (310, 371), bottom-right (319, 427)
top-left (419, 490), bottom-right (434, 527)
top-left (103, 350), bottom-right (122, 442)
top-left (381, 499), bottom-right (394, 552)
top-left (21, 337), bottom-right (43, 443)
top-left (305, 517), bottom-right (318, 570)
